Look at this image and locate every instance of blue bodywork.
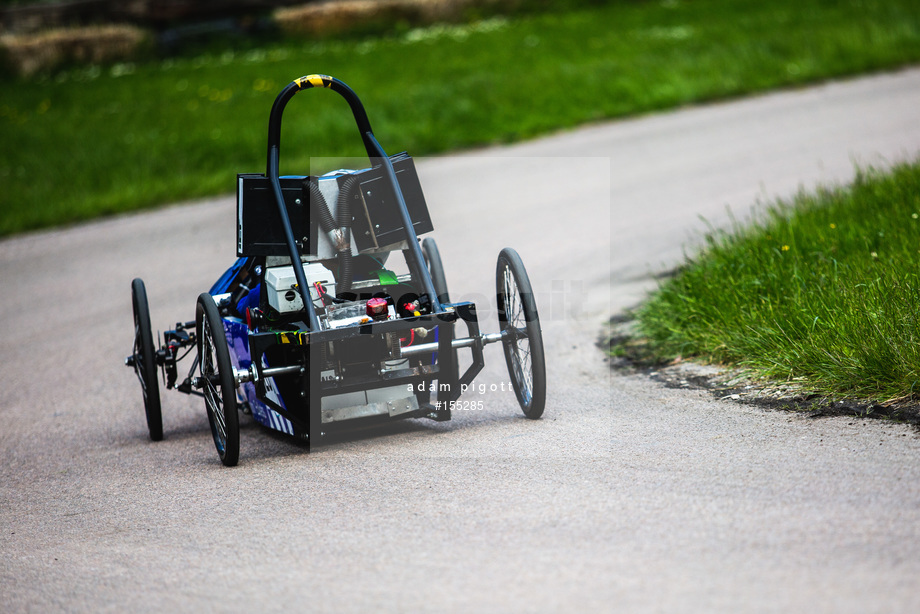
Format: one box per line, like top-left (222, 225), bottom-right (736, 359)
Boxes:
top-left (210, 259), bottom-right (294, 436)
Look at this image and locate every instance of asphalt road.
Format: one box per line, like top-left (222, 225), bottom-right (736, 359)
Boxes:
top-left (2, 68), bottom-right (920, 613)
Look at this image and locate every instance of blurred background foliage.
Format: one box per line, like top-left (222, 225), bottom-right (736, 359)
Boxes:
top-left (2, 0), bottom-right (919, 235)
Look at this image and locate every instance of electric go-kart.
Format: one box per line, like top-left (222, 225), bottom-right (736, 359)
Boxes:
top-left (126, 75), bottom-right (546, 466)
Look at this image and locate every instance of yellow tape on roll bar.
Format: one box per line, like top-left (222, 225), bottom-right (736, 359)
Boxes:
top-left (295, 74), bottom-right (333, 89)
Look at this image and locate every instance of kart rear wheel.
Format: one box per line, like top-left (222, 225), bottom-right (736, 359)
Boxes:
top-left (420, 237), bottom-right (458, 402)
top-left (196, 293), bottom-right (240, 467)
top-left (131, 278), bottom-right (163, 441)
top-left (422, 237), bottom-right (450, 304)
top-left (496, 248), bottom-right (546, 419)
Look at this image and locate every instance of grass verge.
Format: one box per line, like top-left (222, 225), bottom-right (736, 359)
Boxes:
top-left (614, 159), bottom-right (920, 411)
top-left (3, 0), bottom-right (920, 236)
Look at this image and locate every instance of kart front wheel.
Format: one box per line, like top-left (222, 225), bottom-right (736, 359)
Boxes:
top-left (496, 248), bottom-right (546, 419)
top-left (131, 278), bottom-right (163, 441)
top-left (196, 293), bottom-right (240, 467)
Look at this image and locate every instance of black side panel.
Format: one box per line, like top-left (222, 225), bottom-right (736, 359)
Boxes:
top-left (237, 174), bottom-right (311, 257)
top-left (351, 154), bottom-right (434, 251)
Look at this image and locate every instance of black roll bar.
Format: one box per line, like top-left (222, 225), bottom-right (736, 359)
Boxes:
top-left (265, 74), bottom-right (441, 331)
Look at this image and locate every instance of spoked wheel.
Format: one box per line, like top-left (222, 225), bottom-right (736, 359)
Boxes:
top-left (196, 293), bottom-right (240, 467)
top-left (496, 248), bottom-right (546, 419)
top-left (131, 278), bottom-right (163, 441)
top-left (422, 237), bottom-right (450, 304)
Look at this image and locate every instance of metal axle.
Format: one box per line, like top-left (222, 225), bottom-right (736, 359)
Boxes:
top-left (399, 329), bottom-right (508, 358)
top-left (191, 364), bottom-right (305, 389)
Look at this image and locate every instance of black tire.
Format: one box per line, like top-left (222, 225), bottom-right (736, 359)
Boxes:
top-left (196, 293), bottom-right (240, 467)
top-left (421, 237), bottom-right (450, 305)
top-left (420, 237), bottom-right (459, 401)
top-left (496, 248), bottom-right (546, 419)
top-left (131, 278), bottom-right (163, 441)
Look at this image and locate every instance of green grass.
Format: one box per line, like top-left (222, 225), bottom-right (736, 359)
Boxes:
top-left (630, 160), bottom-right (920, 404)
top-left (3, 0), bottom-right (920, 236)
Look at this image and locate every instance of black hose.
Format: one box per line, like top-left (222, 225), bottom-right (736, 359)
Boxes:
top-left (334, 175), bottom-right (359, 294)
top-left (302, 177), bottom-right (335, 233)
top-left (300, 175), bottom-right (361, 296)
top-left (336, 174), bottom-right (358, 228)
